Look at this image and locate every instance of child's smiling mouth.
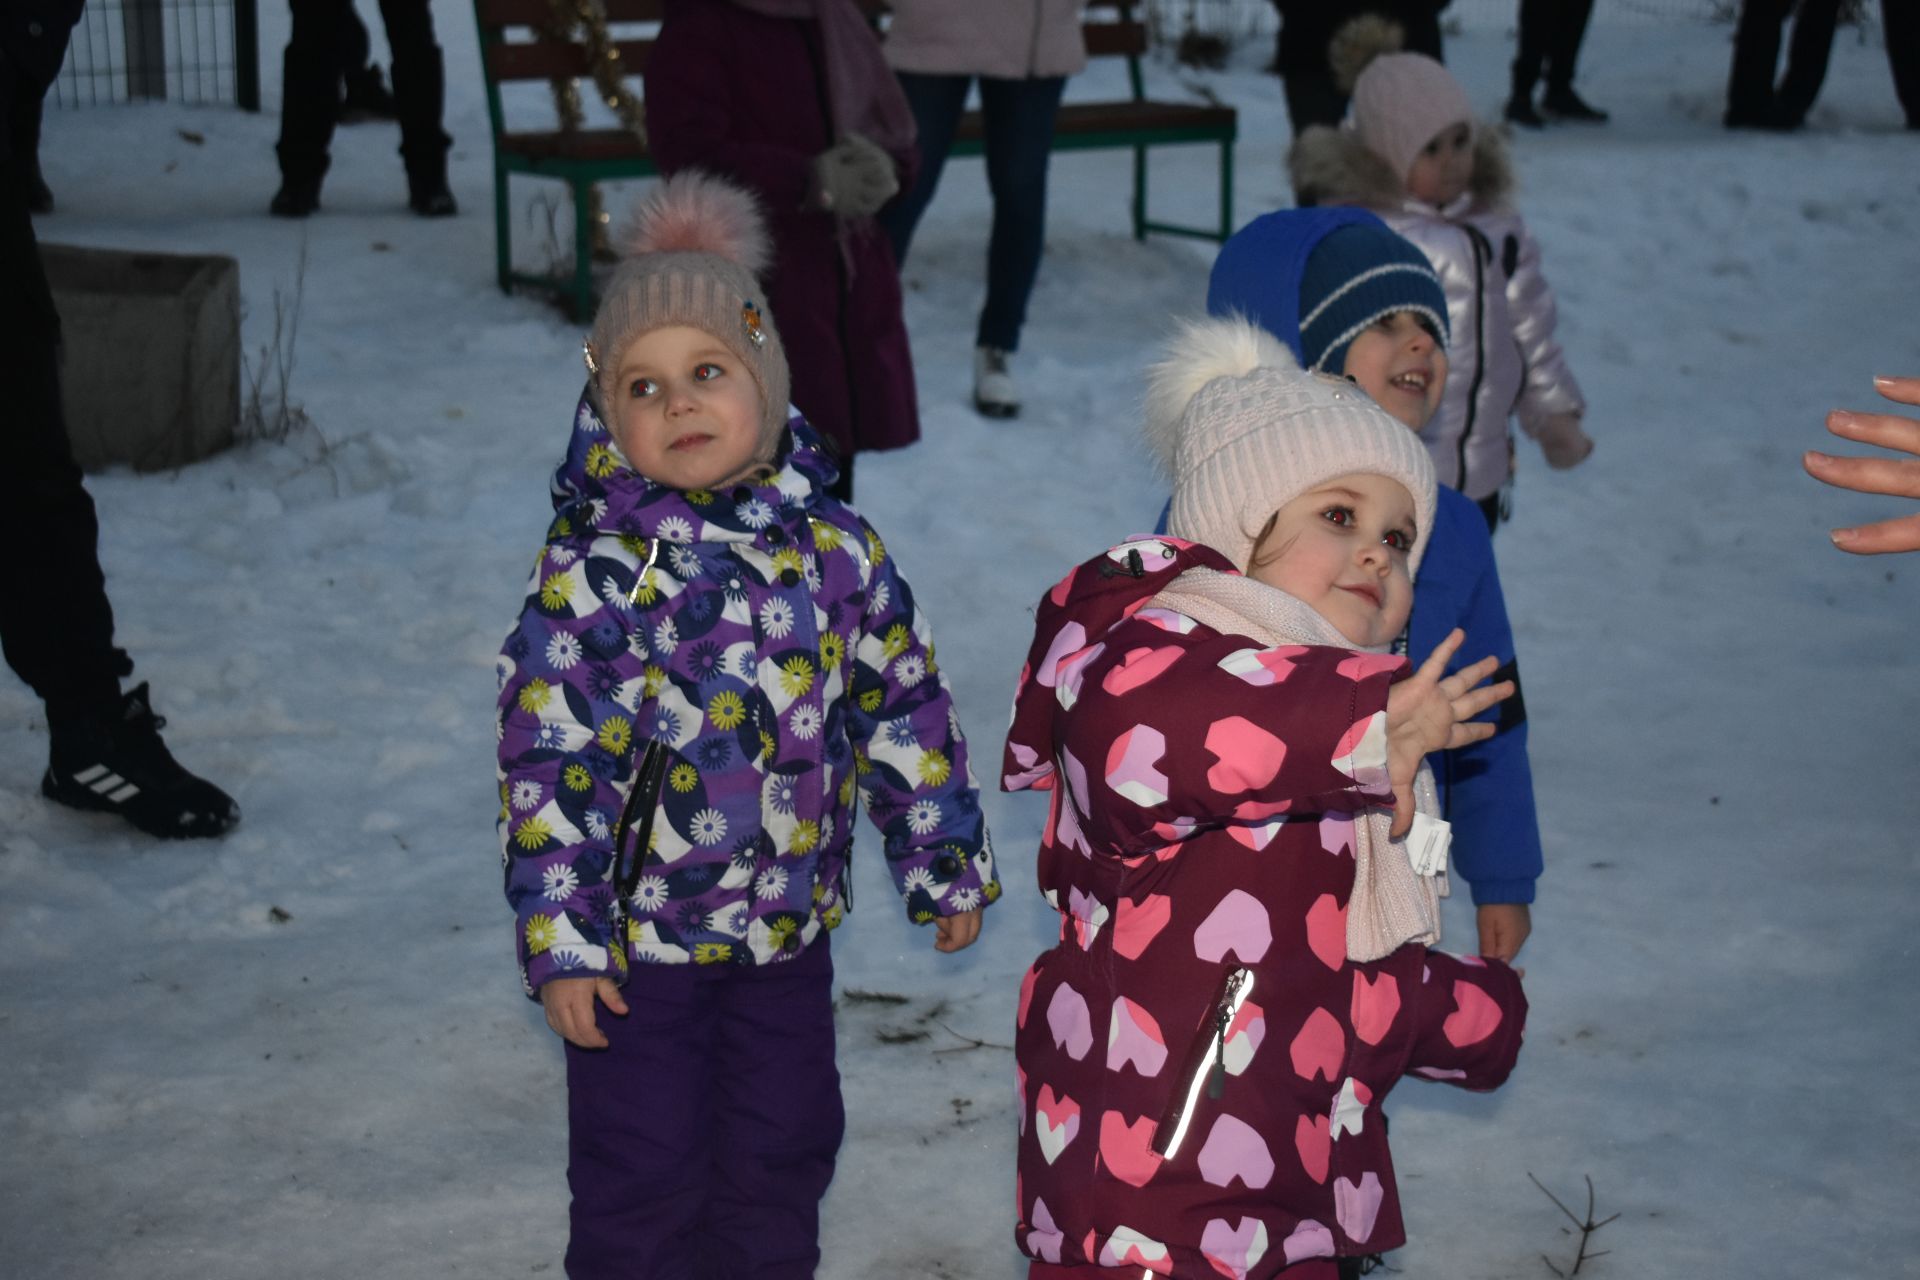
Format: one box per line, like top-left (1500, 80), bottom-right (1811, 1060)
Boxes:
top-left (1339, 583), bottom-right (1382, 608)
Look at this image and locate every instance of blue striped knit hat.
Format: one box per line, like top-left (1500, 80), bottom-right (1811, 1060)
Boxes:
top-left (1297, 222), bottom-right (1448, 374)
top-left (1208, 208), bottom-right (1447, 377)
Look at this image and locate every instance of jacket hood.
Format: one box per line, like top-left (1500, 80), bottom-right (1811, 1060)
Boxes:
top-left (548, 384), bottom-right (836, 542)
top-left (1204, 205), bottom-right (1390, 367)
top-left (1003, 536), bottom-right (1237, 794)
top-left (1289, 122), bottom-right (1515, 212)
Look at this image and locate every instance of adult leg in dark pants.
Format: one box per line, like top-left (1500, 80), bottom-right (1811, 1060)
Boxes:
top-left (974, 74), bottom-right (1065, 358)
top-left (1726, 0), bottom-right (1839, 129)
top-left (274, 0), bottom-right (451, 216)
top-left (880, 72), bottom-right (1065, 418)
top-left (563, 941), bottom-right (844, 1279)
top-left (879, 72), bottom-right (970, 269)
top-left (1888, 0), bottom-right (1920, 128)
top-left (1509, 0), bottom-right (1605, 125)
top-left (0, 162), bottom-right (238, 838)
top-left (1771, 0), bottom-right (1840, 125)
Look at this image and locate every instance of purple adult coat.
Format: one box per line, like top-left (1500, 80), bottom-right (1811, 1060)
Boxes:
top-left (645, 0), bottom-right (922, 461)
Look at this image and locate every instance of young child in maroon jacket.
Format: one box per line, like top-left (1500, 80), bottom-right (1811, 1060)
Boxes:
top-left (1002, 321), bottom-right (1526, 1278)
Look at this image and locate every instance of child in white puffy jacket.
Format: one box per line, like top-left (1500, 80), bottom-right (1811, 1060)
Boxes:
top-left (1291, 31), bottom-right (1593, 532)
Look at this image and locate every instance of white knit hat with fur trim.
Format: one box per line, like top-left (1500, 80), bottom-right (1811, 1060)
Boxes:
top-left (585, 171), bottom-right (791, 452)
top-left (1145, 316), bottom-right (1438, 575)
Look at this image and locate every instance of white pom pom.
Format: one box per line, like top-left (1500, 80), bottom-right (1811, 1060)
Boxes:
top-left (617, 170), bottom-right (772, 277)
top-left (1143, 315), bottom-right (1300, 478)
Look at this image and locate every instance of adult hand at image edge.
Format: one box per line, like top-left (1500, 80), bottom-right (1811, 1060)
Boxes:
top-left (1804, 375), bottom-right (1920, 554)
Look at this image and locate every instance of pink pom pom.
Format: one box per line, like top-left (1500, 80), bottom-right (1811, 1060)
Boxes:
top-left (617, 170), bottom-right (771, 277)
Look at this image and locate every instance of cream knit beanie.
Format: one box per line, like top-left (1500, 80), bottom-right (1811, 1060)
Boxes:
top-left (1349, 52), bottom-right (1477, 188)
top-left (1144, 315), bottom-right (1438, 575)
top-left (585, 171), bottom-right (792, 452)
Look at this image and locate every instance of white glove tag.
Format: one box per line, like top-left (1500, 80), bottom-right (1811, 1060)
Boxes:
top-left (1406, 813), bottom-right (1451, 878)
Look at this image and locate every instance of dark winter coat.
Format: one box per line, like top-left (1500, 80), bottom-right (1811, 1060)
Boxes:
top-left (644, 0), bottom-right (922, 461)
top-left (1291, 126), bottom-right (1585, 502)
top-left (1003, 537), bottom-right (1526, 1274)
top-left (496, 393), bottom-right (997, 989)
top-left (1, 0), bottom-right (83, 162)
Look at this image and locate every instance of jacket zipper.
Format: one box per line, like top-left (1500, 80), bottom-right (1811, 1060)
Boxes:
top-left (610, 739), bottom-right (670, 918)
top-left (1456, 222), bottom-right (1492, 493)
top-left (1150, 966), bottom-right (1254, 1159)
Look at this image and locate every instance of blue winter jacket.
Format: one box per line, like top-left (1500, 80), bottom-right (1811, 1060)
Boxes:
top-left (1165, 204), bottom-right (1543, 906)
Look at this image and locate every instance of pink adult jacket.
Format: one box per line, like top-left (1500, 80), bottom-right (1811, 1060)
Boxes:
top-left (1002, 537), bottom-right (1526, 1276)
top-left (1291, 126), bottom-right (1585, 502)
top-left (882, 0), bottom-right (1087, 79)
top-left (646, 0), bottom-right (922, 459)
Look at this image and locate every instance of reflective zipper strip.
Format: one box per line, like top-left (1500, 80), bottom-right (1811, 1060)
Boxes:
top-left (626, 538), bottom-right (662, 604)
top-left (1153, 969), bottom-right (1253, 1159)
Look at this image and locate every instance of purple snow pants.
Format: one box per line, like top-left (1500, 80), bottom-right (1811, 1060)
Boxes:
top-left (564, 938), bottom-right (844, 1279)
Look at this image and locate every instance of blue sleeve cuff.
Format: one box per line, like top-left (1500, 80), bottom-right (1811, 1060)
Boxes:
top-left (1463, 877), bottom-right (1536, 907)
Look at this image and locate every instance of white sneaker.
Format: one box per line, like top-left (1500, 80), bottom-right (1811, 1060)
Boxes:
top-left (973, 346), bottom-right (1020, 419)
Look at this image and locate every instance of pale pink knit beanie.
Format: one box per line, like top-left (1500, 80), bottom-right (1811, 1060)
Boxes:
top-left (1349, 52), bottom-right (1477, 188)
top-left (585, 171), bottom-right (792, 452)
top-left (1144, 316), bottom-right (1438, 575)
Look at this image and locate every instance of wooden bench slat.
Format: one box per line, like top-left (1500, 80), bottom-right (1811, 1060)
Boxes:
top-left (487, 37), bottom-right (652, 81)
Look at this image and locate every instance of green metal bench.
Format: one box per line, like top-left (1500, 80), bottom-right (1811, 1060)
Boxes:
top-left (474, 0), bottom-right (1236, 321)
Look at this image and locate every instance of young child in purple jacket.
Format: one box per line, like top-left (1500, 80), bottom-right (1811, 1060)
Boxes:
top-left (494, 172), bottom-right (998, 1277)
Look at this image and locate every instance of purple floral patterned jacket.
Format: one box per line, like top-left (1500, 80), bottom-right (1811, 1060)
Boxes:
top-left (496, 390), bottom-right (997, 992)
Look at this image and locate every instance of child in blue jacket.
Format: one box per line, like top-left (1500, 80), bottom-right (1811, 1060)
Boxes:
top-left (1174, 206), bottom-right (1542, 961)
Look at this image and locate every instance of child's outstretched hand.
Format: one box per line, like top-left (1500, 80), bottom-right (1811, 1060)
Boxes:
top-left (1385, 628), bottom-right (1515, 838)
top-left (933, 909), bottom-right (983, 953)
top-left (540, 975), bottom-right (629, 1049)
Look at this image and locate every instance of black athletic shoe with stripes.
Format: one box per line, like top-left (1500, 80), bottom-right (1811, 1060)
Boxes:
top-left (41, 683), bottom-right (239, 839)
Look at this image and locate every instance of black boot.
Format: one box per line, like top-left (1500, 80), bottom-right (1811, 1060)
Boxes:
top-left (407, 158), bottom-right (457, 217)
top-left (1541, 84), bottom-right (1609, 122)
top-left (1504, 93), bottom-right (1545, 128)
top-left (392, 39), bottom-right (455, 216)
top-left (43, 683), bottom-right (239, 839)
top-left (270, 169), bottom-right (324, 217)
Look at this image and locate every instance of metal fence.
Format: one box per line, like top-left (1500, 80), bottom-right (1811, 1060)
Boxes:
top-left (49, 0), bottom-right (260, 110)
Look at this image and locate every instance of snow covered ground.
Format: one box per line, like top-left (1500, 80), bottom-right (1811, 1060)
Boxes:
top-left (4, 8), bottom-right (1919, 1279)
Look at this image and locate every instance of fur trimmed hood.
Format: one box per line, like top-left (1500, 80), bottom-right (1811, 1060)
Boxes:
top-left (1289, 122), bottom-right (1516, 213)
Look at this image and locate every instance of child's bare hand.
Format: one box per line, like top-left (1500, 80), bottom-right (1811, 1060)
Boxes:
top-left (933, 909), bottom-right (982, 953)
top-left (539, 975), bottom-right (629, 1049)
top-left (1476, 903), bottom-right (1532, 964)
top-left (1385, 629), bottom-right (1514, 837)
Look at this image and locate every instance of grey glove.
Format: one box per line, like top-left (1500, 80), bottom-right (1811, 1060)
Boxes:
top-left (811, 133), bottom-right (900, 218)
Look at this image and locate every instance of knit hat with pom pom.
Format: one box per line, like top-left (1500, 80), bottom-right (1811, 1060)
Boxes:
top-left (585, 171), bottom-right (791, 452)
top-left (1144, 315), bottom-right (1437, 575)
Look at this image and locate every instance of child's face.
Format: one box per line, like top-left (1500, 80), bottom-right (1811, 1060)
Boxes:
top-left (1405, 121), bottom-right (1474, 207)
top-left (1342, 312), bottom-right (1448, 431)
top-left (1247, 472), bottom-right (1417, 647)
top-left (608, 325), bottom-right (766, 491)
